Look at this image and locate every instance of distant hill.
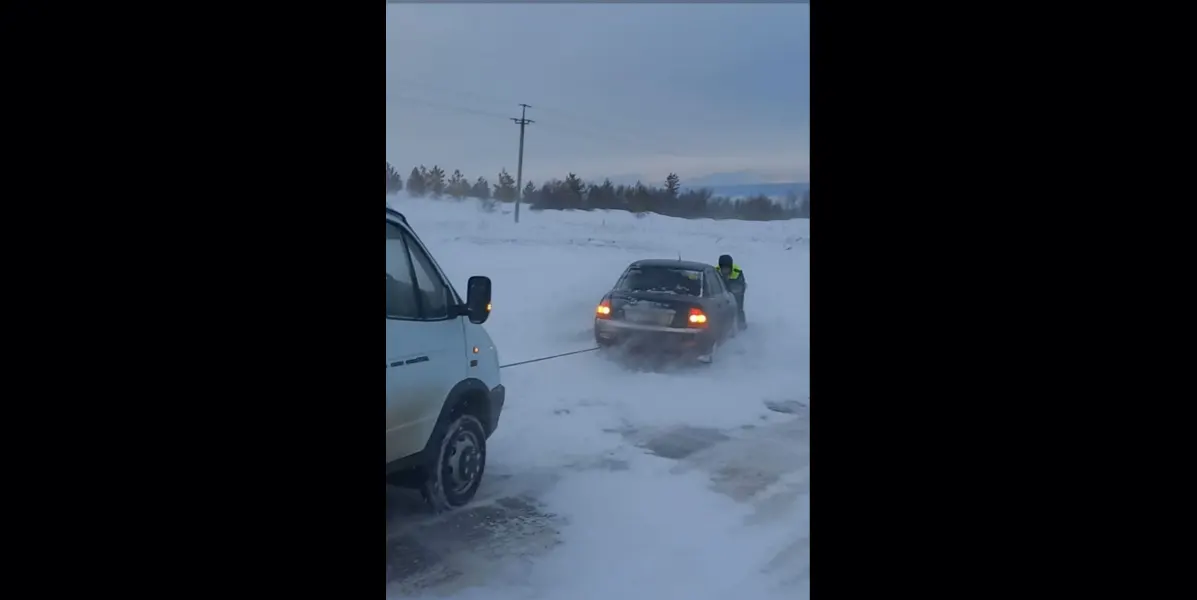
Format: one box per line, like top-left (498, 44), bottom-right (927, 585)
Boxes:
top-left (590, 171), bottom-right (808, 201)
top-left (688, 182), bottom-right (809, 200)
top-left (602, 169), bottom-right (808, 193)
top-left (686, 170), bottom-right (772, 187)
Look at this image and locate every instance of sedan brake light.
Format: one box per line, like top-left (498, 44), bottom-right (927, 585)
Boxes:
top-left (688, 308), bottom-right (708, 327)
top-left (596, 299), bottom-right (612, 319)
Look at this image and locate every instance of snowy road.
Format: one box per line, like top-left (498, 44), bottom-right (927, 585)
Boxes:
top-left (385, 198), bottom-right (809, 600)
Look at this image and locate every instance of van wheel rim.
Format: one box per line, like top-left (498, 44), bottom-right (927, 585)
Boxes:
top-left (445, 430), bottom-right (482, 494)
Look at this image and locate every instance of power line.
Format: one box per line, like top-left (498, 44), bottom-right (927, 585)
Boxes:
top-left (533, 103), bottom-right (682, 147)
top-left (391, 78), bottom-right (520, 114)
top-left (388, 91), bottom-right (715, 193)
top-left (389, 78), bottom-right (699, 158)
top-left (511, 103), bottom-right (533, 224)
top-left (391, 92), bottom-right (674, 156)
top-left (510, 103), bottom-right (703, 159)
top-left (533, 120), bottom-right (695, 160)
top-left (388, 93), bottom-right (510, 121)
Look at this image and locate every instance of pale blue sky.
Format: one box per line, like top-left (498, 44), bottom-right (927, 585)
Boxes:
top-left (386, 3), bottom-right (809, 186)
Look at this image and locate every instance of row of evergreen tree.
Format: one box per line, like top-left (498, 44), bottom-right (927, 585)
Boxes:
top-left (386, 162), bottom-right (809, 221)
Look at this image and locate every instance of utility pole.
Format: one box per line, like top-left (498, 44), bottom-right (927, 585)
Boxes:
top-left (511, 104), bottom-right (533, 224)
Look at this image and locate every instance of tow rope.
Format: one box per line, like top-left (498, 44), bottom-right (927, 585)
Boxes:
top-left (500, 347), bottom-right (601, 369)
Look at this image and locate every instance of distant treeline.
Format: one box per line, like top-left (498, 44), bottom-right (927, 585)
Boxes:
top-left (387, 162), bottom-right (809, 221)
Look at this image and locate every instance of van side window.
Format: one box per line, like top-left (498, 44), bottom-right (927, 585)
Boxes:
top-left (385, 223), bottom-right (420, 320)
top-left (402, 231), bottom-right (451, 320)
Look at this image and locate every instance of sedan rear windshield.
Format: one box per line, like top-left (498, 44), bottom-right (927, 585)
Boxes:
top-left (617, 267), bottom-right (703, 296)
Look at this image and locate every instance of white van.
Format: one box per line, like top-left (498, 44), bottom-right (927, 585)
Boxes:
top-left (386, 208), bottom-right (504, 511)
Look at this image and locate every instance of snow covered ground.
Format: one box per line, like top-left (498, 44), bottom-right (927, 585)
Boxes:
top-left (385, 196), bottom-right (810, 600)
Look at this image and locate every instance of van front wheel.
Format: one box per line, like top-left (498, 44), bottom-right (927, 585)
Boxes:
top-left (422, 413), bottom-right (488, 512)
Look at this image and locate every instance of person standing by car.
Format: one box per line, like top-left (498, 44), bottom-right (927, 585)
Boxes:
top-left (717, 254), bottom-right (748, 330)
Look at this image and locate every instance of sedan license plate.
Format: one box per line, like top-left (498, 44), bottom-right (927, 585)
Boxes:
top-left (626, 308), bottom-right (674, 326)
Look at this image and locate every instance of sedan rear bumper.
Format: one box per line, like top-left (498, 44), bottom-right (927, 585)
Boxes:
top-left (596, 319), bottom-right (703, 335)
top-left (595, 318), bottom-right (710, 353)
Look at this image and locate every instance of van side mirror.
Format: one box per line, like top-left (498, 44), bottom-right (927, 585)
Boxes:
top-left (465, 276), bottom-right (492, 324)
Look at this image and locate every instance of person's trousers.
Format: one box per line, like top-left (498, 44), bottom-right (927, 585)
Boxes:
top-left (733, 292), bottom-right (746, 323)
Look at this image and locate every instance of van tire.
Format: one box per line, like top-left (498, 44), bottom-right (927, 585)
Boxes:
top-left (422, 413), bottom-right (488, 512)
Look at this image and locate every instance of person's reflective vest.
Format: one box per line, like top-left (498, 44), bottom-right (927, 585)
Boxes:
top-left (727, 265), bottom-right (743, 280)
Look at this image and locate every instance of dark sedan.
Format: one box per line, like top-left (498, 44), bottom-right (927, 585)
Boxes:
top-left (594, 259), bottom-right (741, 363)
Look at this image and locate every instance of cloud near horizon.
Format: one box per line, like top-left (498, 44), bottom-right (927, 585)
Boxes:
top-left (386, 3), bottom-right (809, 186)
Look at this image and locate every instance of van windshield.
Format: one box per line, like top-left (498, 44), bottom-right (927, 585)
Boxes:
top-left (617, 267), bottom-right (703, 296)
